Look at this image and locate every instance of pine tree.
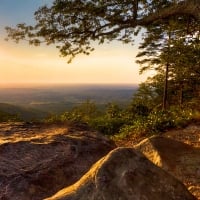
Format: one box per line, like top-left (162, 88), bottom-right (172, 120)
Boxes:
top-left (136, 15), bottom-right (199, 108)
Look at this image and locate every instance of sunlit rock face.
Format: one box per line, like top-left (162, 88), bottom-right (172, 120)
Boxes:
top-left (0, 122), bottom-right (116, 200)
top-left (135, 136), bottom-right (200, 199)
top-left (45, 148), bottom-right (195, 200)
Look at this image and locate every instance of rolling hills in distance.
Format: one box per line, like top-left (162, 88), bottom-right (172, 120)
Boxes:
top-left (0, 84), bottom-right (138, 121)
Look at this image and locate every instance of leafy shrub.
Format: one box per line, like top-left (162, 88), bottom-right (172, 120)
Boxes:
top-left (116, 124), bottom-right (136, 139)
top-left (44, 99), bottom-right (195, 140)
top-left (60, 111), bottom-right (82, 122)
top-left (0, 111), bottom-right (21, 122)
top-left (44, 114), bottom-right (61, 123)
top-left (169, 106), bottom-right (193, 127)
top-left (89, 117), bottom-right (125, 135)
top-left (117, 106), bottom-right (194, 138)
top-left (128, 103), bottom-right (150, 117)
top-left (44, 100), bottom-right (99, 124)
top-left (146, 110), bottom-right (175, 132)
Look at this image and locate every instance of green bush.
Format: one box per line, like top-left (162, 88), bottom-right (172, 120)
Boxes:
top-left (0, 111), bottom-right (21, 122)
top-left (60, 111), bottom-right (82, 122)
top-left (146, 110), bottom-right (175, 132)
top-left (117, 107), bottom-right (194, 139)
top-left (44, 100), bottom-right (195, 140)
top-left (44, 114), bottom-right (61, 123)
top-left (89, 117), bottom-right (125, 135)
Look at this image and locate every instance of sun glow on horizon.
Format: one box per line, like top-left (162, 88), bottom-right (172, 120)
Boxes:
top-left (0, 40), bottom-right (150, 86)
top-left (0, 0), bottom-right (151, 88)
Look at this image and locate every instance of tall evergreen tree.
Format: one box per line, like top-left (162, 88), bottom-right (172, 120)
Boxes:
top-left (136, 15), bottom-right (199, 108)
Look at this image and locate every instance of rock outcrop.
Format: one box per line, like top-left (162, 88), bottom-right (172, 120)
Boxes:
top-left (164, 124), bottom-right (200, 148)
top-left (0, 122), bottom-right (115, 200)
top-left (135, 136), bottom-right (200, 199)
top-left (45, 148), bottom-right (195, 200)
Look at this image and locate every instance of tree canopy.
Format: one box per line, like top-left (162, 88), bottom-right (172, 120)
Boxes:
top-left (5, 0), bottom-right (200, 62)
top-left (135, 12), bottom-right (200, 108)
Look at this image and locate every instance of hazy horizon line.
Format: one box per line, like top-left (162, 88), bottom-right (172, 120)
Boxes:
top-left (0, 82), bottom-right (138, 89)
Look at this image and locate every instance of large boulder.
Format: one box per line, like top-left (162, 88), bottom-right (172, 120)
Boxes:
top-left (0, 122), bottom-right (115, 200)
top-left (45, 147), bottom-right (195, 200)
top-left (135, 136), bottom-right (200, 199)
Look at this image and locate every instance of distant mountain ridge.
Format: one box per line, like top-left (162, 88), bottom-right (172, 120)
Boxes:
top-left (0, 84), bottom-right (137, 105)
top-left (0, 84), bottom-right (137, 121)
top-left (0, 103), bottom-right (48, 121)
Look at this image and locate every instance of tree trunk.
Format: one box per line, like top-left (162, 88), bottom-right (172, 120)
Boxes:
top-left (162, 63), bottom-right (169, 110)
top-left (179, 84), bottom-right (184, 105)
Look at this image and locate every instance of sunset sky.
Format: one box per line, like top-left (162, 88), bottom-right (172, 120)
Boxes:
top-left (0, 0), bottom-right (150, 86)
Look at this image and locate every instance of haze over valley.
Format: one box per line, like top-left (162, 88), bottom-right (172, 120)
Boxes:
top-left (0, 84), bottom-right (137, 121)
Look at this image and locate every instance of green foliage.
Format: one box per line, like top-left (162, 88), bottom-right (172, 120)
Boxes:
top-left (45, 100), bottom-right (127, 135)
top-left (89, 117), bottom-right (125, 135)
top-left (0, 103), bottom-right (48, 122)
top-left (5, 0), bottom-right (199, 62)
top-left (88, 102), bottom-right (127, 135)
top-left (44, 96), bottom-right (197, 139)
top-left (44, 114), bottom-right (61, 123)
top-left (130, 102), bottom-right (150, 117)
top-left (45, 100), bottom-right (97, 123)
top-left (0, 111), bottom-right (21, 122)
top-left (118, 106), bottom-right (194, 138)
top-left (113, 124), bottom-right (135, 140)
top-left (136, 15), bottom-right (200, 108)
top-left (105, 102), bottom-right (122, 118)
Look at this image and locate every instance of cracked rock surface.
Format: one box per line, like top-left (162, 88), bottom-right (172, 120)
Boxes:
top-left (0, 122), bottom-right (115, 200)
top-left (45, 148), bottom-right (195, 200)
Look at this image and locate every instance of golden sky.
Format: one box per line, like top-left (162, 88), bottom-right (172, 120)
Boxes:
top-left (0, 40), bottom-right (150, 85)
top-left (0, 0), bottom-right (150, 86)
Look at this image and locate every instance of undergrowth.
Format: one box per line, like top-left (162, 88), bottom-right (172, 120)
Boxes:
top-left (44, 101), bottom-right (199, 140)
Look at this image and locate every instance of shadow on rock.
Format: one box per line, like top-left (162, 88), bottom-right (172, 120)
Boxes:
top-left (45, 147), bottom-right (195, 200)
top-left (135, 136), bottom-right (200, 199)
top-left (0, 122), bottom-right (115, 200)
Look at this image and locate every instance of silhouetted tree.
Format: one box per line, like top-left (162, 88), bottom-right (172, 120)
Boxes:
top-left (5, 0), bottom-right (200, 62)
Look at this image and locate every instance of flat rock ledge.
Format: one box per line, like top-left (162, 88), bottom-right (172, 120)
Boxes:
top-left (45, 147), bottom-right (195, 200)
top-left (0, 122), bottom-right (116, 200)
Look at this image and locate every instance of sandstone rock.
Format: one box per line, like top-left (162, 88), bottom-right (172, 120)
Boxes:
top-left (45, 147), bottom-right (195, 200)
top-left (135, 136), bottom-right (200, 199)
top-left (0, 122), bottom-right (115, 200)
